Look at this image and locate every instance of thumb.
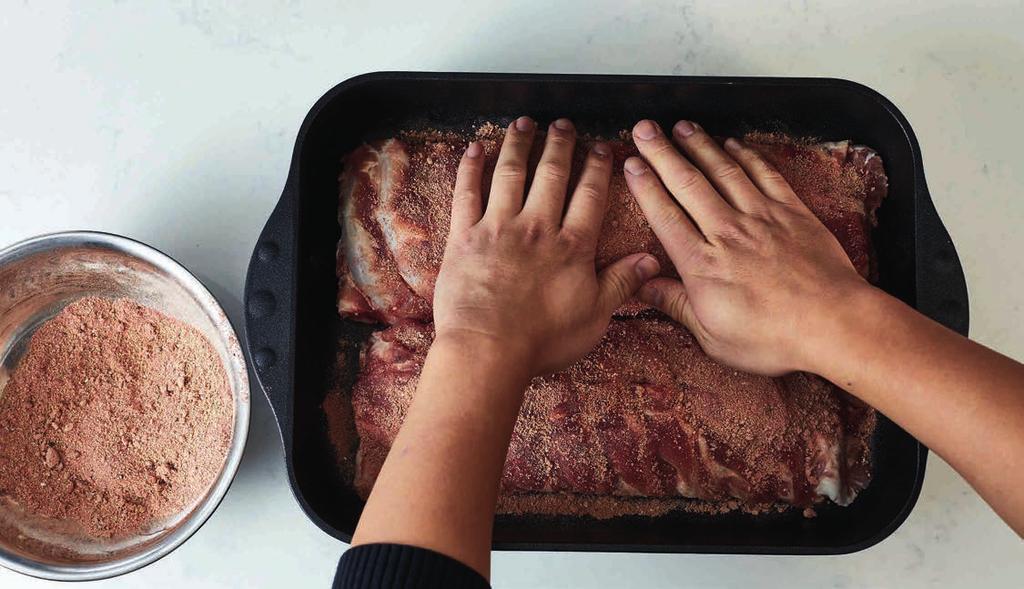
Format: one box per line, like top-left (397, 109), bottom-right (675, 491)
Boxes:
top-left (636, 277), bottom-right (695, 328)
top-left (597, 253), bottom-right (661, 315)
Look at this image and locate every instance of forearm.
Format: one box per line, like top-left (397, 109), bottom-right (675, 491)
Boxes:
top-left (807, 286), bottom-right (1024, 535)
top-left (351, 333), bottom-right (530, 578)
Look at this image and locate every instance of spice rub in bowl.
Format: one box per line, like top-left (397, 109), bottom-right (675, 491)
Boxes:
top-left (0, 231), bottom-right (249, 580)
top-left (0, 297), bottom-right (233, 548)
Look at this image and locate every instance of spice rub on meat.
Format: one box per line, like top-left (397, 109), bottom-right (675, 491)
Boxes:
top-left (341, 319), bottom-right (874, 510)
top-left (336, 125), bottom-right (887, 321)
top-left (329, 122), bottom-right (888, 516)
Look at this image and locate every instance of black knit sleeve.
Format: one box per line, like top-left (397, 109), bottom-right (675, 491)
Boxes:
top-left (333, 543), bottom-right (491, 589)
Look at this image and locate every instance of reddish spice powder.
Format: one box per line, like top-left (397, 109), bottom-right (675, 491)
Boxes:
top-left (0, 297), bottom-right (233, 542)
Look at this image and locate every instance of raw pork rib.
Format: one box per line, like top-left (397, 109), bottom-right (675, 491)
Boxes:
top-left (750, 136), bottom-right (888, 279)
top-left (337, 127), bottom-right (888, 321)
top-left (350, 319), bottom-right (874, 508)
top-left (337, 144), bottom-right (430, 323)
top-left (333, 124), bottom-right (887, 514)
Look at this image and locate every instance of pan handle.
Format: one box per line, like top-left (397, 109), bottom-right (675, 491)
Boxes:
top-left (244, 181), bottom-right (298, 452)
top-left (914, 179), bottom-right (969, 336)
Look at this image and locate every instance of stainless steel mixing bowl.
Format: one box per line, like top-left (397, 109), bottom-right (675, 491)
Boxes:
top-left (0, 231), bottom-right (250, 581)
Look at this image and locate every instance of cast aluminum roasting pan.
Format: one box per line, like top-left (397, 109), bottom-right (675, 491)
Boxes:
top-left (243, 72), bottom-right (968, 555)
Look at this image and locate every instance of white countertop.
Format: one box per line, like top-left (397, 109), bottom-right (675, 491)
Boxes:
top-left (1, 1), bottom-right (1021, 587)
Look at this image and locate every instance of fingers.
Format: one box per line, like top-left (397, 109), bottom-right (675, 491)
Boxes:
top-left (597, 253), bottom-right (661, 316)
top-left (723, 138), bottom-right (805, 207)
top-left (636, 277), bottom-right (696, 329)
top-left (670, 121), bottom-right (766, 214)
top-left (631, 120), bottom-right (736, 233)
top-left (449, 141), bottom-right (485, 234)
top-left (522, 118), bottom-right (576, 220)
top-left (485, 116), bottom-right (537, 220)
top-left (562, 142), bottom-right (613, 245)
top-left (623, 156), bottom-right (706, 268)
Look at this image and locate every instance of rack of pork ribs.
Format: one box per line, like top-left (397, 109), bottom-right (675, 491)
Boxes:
top-left (325, 124), bottom-right (886, 517)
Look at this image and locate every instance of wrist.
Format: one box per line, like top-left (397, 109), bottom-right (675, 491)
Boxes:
top-left (796, 282), bottom-right (892, 376)
top-left (431, 328), bottom-right (535, 383)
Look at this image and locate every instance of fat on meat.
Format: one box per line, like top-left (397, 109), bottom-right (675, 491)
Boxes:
top-left (338, 144), bottom-right (431, 323)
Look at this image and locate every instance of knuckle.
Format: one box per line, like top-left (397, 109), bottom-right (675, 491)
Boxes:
top-left (780, 192), bottom-right (807, 209)
top-left (742, 209), bottom-right (774, 231)
top-left (649, 139), bottom-right (679, 159)
top-left (668, 168), bottom-right (705, 193)
top-left (689, 133), bottom-right (716, 150)
top-left (760, 200), bottom-right (788, 219)
top-left (696, 249), bottom-right (718, 270)
top-left (712, 162), bottom-right (744, 181)
top-left (559, 226), bottom-right (589, 249)
top-left (606, 271), bottom-right (632, 301)
top-left (537, 161), bottom-right (570, 183)
top-left (573, 182), bottom-right (605, 204)
top-left (453, 185), bottom-right (478, 201)
top-left (650, 206), bottom-right (686, 231)
top-left (711, 222), bottom-right (747, 246)
top-left (519, 218), bottom-right (554, 243)
top-left (667, 292), bottom-right (687, 317)
top-left (586, 150), bottom-right (612, 169)
top-left (483, 219), bottom-right (511, 237)
top-left (739, 215), bottom-right (770, 237)
top-left (463, 226), bottom-right (491, 249)
top-left (738, 153), bottom-right (782, 181)
top-left (451, 195), bottom-right (474, 214)
top-left (495, 162), bottom-right (526, 180)
top-left (547, 132), bottom-right (575, 148)
top-left (757, 163), bottom-right (785, 183)
top-left (650, 209), bottom-right (699, 244)
top-left (676, 246), bottom-right (716, 274)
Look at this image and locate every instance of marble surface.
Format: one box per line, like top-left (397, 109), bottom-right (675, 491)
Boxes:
top-left (1, 0), bottom-right (1021, 586)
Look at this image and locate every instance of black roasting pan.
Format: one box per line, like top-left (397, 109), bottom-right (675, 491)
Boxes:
top-left (243, 72), bottom-right (969, 555)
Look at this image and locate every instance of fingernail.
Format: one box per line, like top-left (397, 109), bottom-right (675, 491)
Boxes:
top-left (723, 137), bottom-right (740, 150)
top-left (640, 283), bottom-right (662, 305)
top-left (465, 141), bottom-right (483, 158)
top-left (514, 116), bottom-right (535, 131)
top-left (674, 120), bottom-right (696, 137)
top-left (592, 142), bottom-right (610, 157)
top-left (635, 255), bottom-right (660, 280)
top-left (633, 120), bottom-right (660, 141)
top-left (624, 157), bottom-right (648, 175)
top-left (553, 118), bottom-right (573, 131)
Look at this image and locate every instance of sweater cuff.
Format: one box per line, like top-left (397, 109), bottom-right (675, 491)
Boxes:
top-left (334, 543), bottom-right (490, 589)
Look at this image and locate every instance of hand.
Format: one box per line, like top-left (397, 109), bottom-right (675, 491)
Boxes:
top-left (434, 116), bottom-right (660, 376)
top-left (624, 119), bottom-right (872, 376)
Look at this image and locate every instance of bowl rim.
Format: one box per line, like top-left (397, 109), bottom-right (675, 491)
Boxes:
top-left (0, 230), bottom-right (251, 582)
